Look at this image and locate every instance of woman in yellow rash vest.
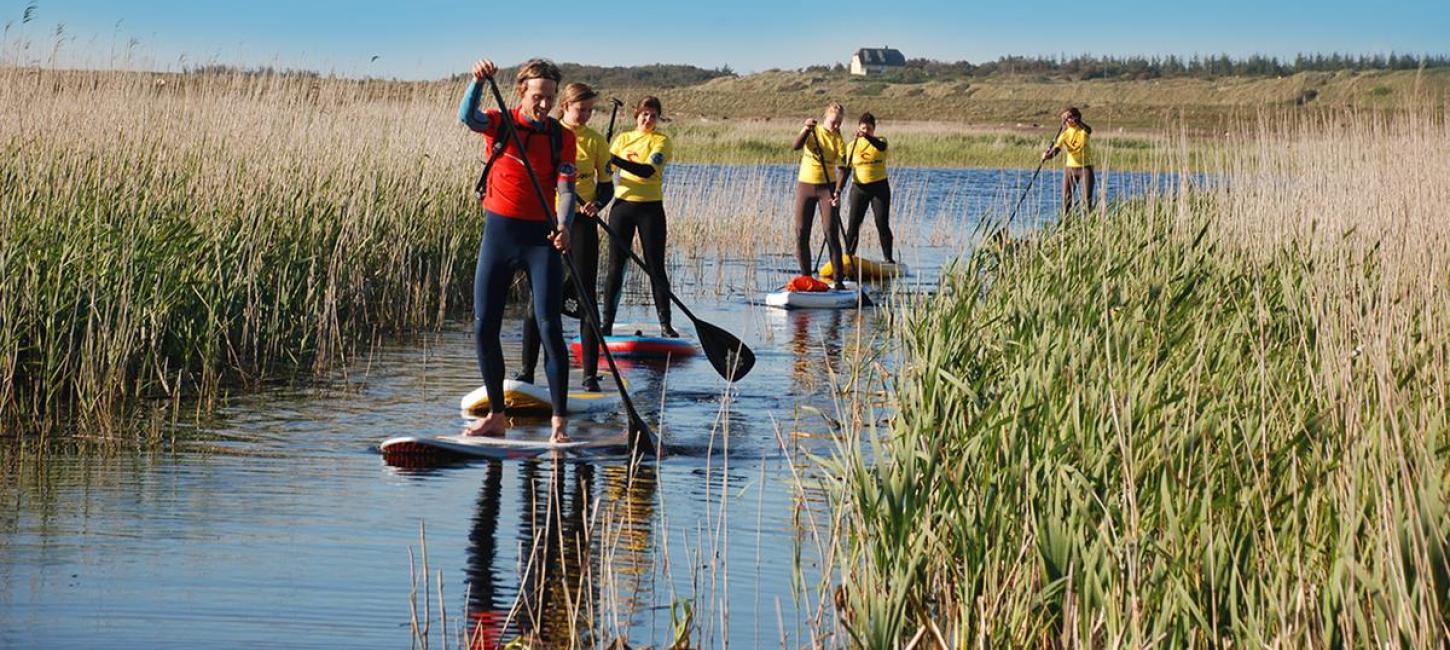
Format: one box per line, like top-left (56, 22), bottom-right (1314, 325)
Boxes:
top-left (600, 96), bottom-right (678, 337)
top-left (1041, 106), bottom-right (1095, 213)
top-left (791, 102), bottom-right (849, 289)
top-left (516, 82), bottom-right (613, 392)
top-left (838, 112), bottom-right (894, 264)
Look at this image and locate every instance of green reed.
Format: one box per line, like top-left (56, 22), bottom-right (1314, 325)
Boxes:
top-left (817, 107), bottom-right (1450, 647)
top-left (665, 120), bottom-right (1173, 170)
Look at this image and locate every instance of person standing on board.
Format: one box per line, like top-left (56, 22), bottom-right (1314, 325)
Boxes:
top-left (1041, 106), bottom-right (1095, 213)
top-left (838, 112), bottom-right (895, 264)
top-left (791, 102), bottom-right (849, 289)
top-left (458, 57), bottom-right (578, 442)
top-left (515, 82), bottom-right (613, 393)
top-left (600, 96), bottom-right (677, 338)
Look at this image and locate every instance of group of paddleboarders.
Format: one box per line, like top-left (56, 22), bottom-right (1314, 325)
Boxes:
top-left (458, 56), bottom-right (1095, 442)
top-left (791, 102), bottom-right (896, 291)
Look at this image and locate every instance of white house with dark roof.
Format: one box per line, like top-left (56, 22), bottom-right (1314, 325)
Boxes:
top-left (850, 47), bottom-right (906, 76)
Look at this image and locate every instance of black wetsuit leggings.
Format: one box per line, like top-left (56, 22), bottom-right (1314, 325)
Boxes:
top-left (845, 179), bottom-right (893, 262)
top-left (601, 200), bottom-right (671, 333)
top-left (473, 212), bottom-right (568, 416)
top-left (520, 216), bottom-right (600, 381)
top-left (794, 182), bottom-right (844, 278)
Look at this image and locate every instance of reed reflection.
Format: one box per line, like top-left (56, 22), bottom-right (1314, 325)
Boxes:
top-left (464, 459), bottom-right (658, 648)
top-left (786, 309), bottom-right (845, 393)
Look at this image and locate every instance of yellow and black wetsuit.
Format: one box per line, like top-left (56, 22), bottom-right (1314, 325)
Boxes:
top-left (842, 134), bottom-right (894, 263)
top-left (791, 125), bottom-right (847, 280)
top-left (1055, 123), bottom-right (1095, 213)
top-left (601, 127), bottom-right (675, 335)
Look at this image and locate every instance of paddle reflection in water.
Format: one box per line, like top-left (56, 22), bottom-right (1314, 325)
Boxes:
top-left (465, 459), bottom-right (658, 649)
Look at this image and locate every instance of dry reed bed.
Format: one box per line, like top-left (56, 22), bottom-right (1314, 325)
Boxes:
top-left (816, 107), bottom-right (1450, 646)
top-left (2, 70), bottom-right (474, 433)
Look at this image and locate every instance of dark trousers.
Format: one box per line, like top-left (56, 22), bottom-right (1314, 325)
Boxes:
top-left (794, 181), bottom-right (843, 278)
top-left (520, 215), bottom-right (600, 381)
top-left (600, 200), bottom-right (671, 333)
top-left (845, 179), bottom-right (893, 262)
top-left (1063, 166), bottom-right (1096, 213)
top-left (473, 212), bottom-right (568, 416)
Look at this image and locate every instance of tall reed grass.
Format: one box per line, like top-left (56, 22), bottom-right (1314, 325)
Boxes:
top-left (0, 68), bottom-right (481, 434)
top-left (817, 106), bottom-right (1450, 647)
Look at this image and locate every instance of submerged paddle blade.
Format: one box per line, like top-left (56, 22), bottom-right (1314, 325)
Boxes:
top-left (696, 320), bottom-right (756, 382)
top-left (858, 288), bottom-right (875, 308)
top-left (627, 410), bottom-right (654, 455)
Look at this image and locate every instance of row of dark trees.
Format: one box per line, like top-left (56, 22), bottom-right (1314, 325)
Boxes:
top-left (188, 52), bottom-right (1446, 86)
top-left (184, 62), bottom-right (735, 88)
top-left (446, 63), bottom-right (735, 88)
top-left (804, 53), bottom-right (1448, 82)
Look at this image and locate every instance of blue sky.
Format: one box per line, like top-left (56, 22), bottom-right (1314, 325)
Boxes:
top-left (4, 0), bottom-right (1447, 79)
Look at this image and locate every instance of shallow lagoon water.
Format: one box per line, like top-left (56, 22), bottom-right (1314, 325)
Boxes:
top-left (0, 164), bottom-right (1178, 648)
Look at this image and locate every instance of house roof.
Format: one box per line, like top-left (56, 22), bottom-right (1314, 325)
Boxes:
top-left (855, 47), bottom-right (906, 66)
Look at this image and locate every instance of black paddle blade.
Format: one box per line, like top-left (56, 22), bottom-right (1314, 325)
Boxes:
top-left (695, 319), bottom-right (755, 382)
top-left (626, 410), bottom-right (653, 455)
top-left (561, 273), bottom-right (582, 319)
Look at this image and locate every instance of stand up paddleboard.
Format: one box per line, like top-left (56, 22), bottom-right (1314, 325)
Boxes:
top-left (570, 329), bottom-right (697, 361)
top-left (820, 255), bottom-right (907, 281)
top-left (461, 379), bottom-right (622, 416)
top-left (765, 284), bottom-right (870, 310)
top-left (380, 432), bottom-right (630, 463)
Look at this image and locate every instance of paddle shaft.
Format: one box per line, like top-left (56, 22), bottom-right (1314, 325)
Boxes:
top-left (589, 192), bottom-right (756, 381)
top-left (1001, 122), bottom-right (1066, 236)
top-left (600, 98), bottom-right (627, 318)
top-left (591, 216), bottom-right (710, 332)
top-left (604, 97), bottom-right (622, 143)
top-left (805, 128), bottom-right (854, 279)
top-left (483, 76), bottom-right (655, 453)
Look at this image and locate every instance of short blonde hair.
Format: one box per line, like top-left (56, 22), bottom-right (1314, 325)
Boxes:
top-left (514, 58), bottom-right (562, 95)
top-left (825, 102), bottom-right (845, 116)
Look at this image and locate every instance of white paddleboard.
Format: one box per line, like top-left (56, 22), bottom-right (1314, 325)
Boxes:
top-left (380, 433), bottom-right (630, 462)
top-left (765, 285), bottom-right (870, 310)
top-left (461, 379), bottom-right (622, 415)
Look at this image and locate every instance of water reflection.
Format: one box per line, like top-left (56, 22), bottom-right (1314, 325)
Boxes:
top-left (465, 461), bottom-right (507, 648)
top-left (784, 309), bottom-right (845, 394)
top-left (465, 460), bottom-right (658, 649)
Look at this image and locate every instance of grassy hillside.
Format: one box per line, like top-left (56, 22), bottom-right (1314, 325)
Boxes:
top-left (638, 68), bottom-right (1450, 129)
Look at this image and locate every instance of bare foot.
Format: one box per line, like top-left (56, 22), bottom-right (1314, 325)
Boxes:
top-left (462, 411), bottom-right (508, 437)
top-left (550, 415), bottom-right (571, 444)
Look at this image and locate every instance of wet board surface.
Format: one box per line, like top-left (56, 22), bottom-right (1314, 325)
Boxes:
top-left (820, 255), bottom-right (908, 281)
top-left (460, 378), bottom-right (622, 415)
top-left (765, 285), bottom-right (870, 310)
top-left (379, 432), bottom-right (630, 462)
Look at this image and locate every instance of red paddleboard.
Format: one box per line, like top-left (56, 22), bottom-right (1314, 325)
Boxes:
top-left (570, 332), bottom-right (697, 361)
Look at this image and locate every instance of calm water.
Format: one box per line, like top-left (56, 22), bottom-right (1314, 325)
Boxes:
top-left (0, 164), bottom-right (1177, 648)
